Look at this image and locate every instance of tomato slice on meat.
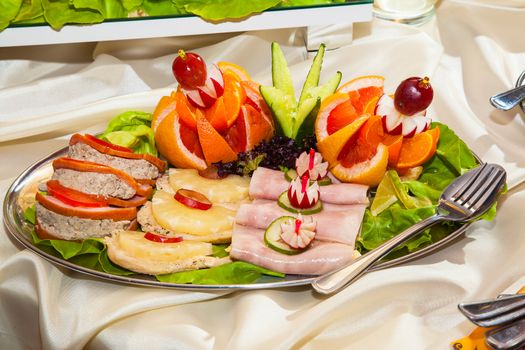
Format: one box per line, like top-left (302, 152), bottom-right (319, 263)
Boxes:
top-left (46, 180), bottom-right (109, 208)
top-left (85, 134), bottom-right (133, 153)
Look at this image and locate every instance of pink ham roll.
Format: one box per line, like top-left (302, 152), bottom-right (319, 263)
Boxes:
top-left (235, 200), bottom-right (366, 246)
top-left (249, 167), bottom-right (369, 205)
top-left (230, 225), bottom-right (355, 275)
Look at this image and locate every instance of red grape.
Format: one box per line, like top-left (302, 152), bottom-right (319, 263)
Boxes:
top-left (394, 76), bottom-right (434, 116)
top-left (172, 50), bottom-right (207, 89)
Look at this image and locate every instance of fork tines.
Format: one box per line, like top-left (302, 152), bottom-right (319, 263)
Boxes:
top-left (452, 163), bottom-right (506, 210)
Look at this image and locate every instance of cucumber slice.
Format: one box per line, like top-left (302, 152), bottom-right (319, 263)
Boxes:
top-left (259, 85), bottom-right (295, 137)
top-left (271, 42), bottom-right (296, 105)
top-left (284, 169), bottom-right (298, 182)
top-left (298, 43), bottom-right (325, 105)
top-left (284, 169), bottom-right (332, 186)
top-left (264, 216), bottom-right (303, 255)
top-left (317, 176), bottom-right (332, 186)
top-left (292, 96), bottom-right (320, 139)
top-left (277, 191), bottom-right (323, 215)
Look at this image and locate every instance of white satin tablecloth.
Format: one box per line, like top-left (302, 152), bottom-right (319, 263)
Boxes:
top-left (1, 1), bottom-right (525, 349)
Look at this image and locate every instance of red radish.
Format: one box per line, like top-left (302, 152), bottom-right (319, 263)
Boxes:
top-left (295, 149), bottom-right (329, 181)
top-left (375, 94), bottom-right (431, 137)
top-left (174, 189), bottom-right (212, 210)
top-left (287, 175), bottom-right (320, 209)
top-left (182, 64), bottom-right (225, 109)
top-left (144, 232), bottom-right (183, 243)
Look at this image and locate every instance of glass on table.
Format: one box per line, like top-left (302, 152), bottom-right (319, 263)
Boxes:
top-left (373, 0), bottom-right (437, 25)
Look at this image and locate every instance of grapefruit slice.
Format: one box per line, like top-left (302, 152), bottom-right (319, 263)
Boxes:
top-left (155, 110), bottom-right (207, 170)
top-left (315, 92), bottom-right (351, 142)
top-left (218, 61), bottom-right (251, 81)
top-left (151, 93), bottom-right (176, 132)
top-left (337, 75), bottom-right (384, 116)
top-left (331, 143), bottom-right (389, 186)
top-left (241, 80), bottom-right (274, 129)
top-left (337, 75), bottom-right (384, 94)
top-left (196, 113), bottom-right (238, 165)
top-left (317, 115), bottom-right (370, 164)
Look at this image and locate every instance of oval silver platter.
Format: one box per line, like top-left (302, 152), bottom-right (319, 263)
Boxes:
top-left (3, 144), bottom-right (472, 290)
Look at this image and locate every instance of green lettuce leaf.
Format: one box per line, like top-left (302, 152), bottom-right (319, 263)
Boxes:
top-left (99, 111), bottom-right (158, 156)
top-left (358, 122), bottom-right (489, 255)
top-left (0, 0), bottom-right (23, 30)
top-left (71, 0), bottom-right (127, 19)
top-left (23, 205), bottom-right (36, 225)
top-left (278, 0), bottom-right (345, 7)
top-left (358, 204), bottom-right (435, 252)
top-left (30, 230), bottom-right (134, 275)
top-left (121, 0), bottom-right (142, 11)
top-left (173, 0), bottom-right (281, 20)
top-left (41, 0), bottom-right (104, 30)
top-left (142, 0), bottom-right (186, 16)
top-left (13, 0), bottom-right (43, 23)
top-left (156, 261), bottom-right (284, 284)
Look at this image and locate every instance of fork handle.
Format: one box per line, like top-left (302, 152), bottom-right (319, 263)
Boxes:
top-left (312, 214), bottom-right (443, 294)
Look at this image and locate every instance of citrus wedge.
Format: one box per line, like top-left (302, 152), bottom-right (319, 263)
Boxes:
top-left (218, 61), bottom-right (251, 81)
top-left (241, 80), bottom-right (274, 128)
top-left (382, 134), bottom-right (403, 166)
top-left (151, 93), bottom-right (176, 132)
top-left (395, 126), bottom-right (440, 169)
top-left (315, 92), bottom-right (351, 142)
top-left (370, 171), bottom-right (398, 216)
top-left (317, 115), bottom-right (370, 164)
top-left (174, 90), bottom-right (198, 130)
top-left (337, 75), bottom-right (385, 94)
top-left (331, 143), bottom-right (389, 187)
top-left (154, 109), bottom-right (207, 170)
top-left (196, 113), bottom-right (238, 165)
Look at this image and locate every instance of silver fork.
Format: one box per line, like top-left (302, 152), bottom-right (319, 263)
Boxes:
top-left (312, 163), bottom-right (507, 295)
top-left (459, 293), bottom-right (525, 328)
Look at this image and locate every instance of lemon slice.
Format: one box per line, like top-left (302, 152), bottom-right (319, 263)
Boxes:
top-left (370, 171), bottom-right (398, 216)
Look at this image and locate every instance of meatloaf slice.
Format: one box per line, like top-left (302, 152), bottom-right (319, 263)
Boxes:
top-left (35, 203), bottom-right (135, 240)
top-left (68, 142), bottom-right (161, 181)
top-left (52, 168), bottom-right (136, 199)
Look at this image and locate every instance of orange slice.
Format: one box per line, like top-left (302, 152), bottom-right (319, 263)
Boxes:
top-left (382, 134), bottom-right (403, 166)
top-left (151, 94), bottom-right (176, 132)
top-left (395, 127), bottom-right (440, 169)
top-left (317, 115), bottom-right (370, 164)
top-left (197, 113), bottom-right (238, 165)
top-left (174, 90), bottom-right (198, 130)
top-left (155, 109), bottom-right (207, 170)
top-left (205, 97), bottom-right (228, 132)
top-left (206, 71), bottom-right (246, 133)
top-left (331, 143), bottom-right (389, 187)
top-left (218, 61), bottom-right (251, 81)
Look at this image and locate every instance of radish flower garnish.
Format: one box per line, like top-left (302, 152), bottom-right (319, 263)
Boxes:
top-left (287, 175), bottom-right (320, 209)
top-left (296, 149), bottom-right (328, 180)
top-left (280, 214), bottom-right (316, 249)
